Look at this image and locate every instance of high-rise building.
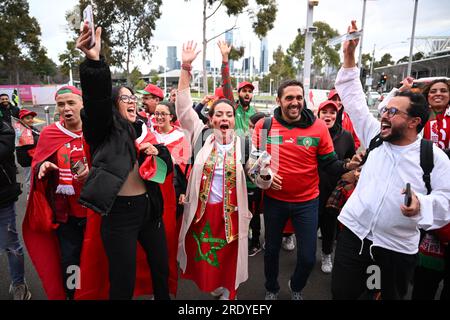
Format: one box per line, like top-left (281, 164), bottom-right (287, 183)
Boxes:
top-left (260, 37), bottom-right (269, 75)
top-left (243, 57), bottom-right (256, 75)
top-left (225, 30), bottom-right (235, 73)
top-left (167, 46), bottom-right (178, 71)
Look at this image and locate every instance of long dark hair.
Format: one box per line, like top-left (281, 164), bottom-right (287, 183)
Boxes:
top-left (111, 86), bottom-right (140, 166)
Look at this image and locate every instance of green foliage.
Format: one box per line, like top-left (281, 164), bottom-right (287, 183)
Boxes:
top-left (375, 53), bottom-right (394, 68)
top-left (361, 53), bottom-right (372, 68)
top-left (287, 21), bottom-right (340, 73)
top-left (135, 79), bottom-right (147, 91)
top-left (58, 41), bottom-right (82, 76)
top-left (269, 46), bottom-right (296, 82)
top-left (0, 0), bottom-right (56, 83)
top-left (229, 46), bottom-right (245, 61)
top-left (129, 67), bottom-right (143, 88)
top-left (72, 0), bottom-right (162, 83)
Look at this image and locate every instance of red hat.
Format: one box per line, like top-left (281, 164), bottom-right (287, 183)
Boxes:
top-left (214, 87), bottom-right (225, 99)
top-left (55, 86), bottom-right (82, 99)
top-left (19, 109), bottom-right (37, 119)
top-left (238, 81), bottom-right (255, 92)
top-left (327, 89), bottom-right (339, 100)
top-left (138, 84), bottom-right (164, 100)
top-left (318, 100), bottom-right (339, 114)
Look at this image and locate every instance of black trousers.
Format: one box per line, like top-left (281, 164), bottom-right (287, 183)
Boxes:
top-left (332, 227), bottom-right (417, 300)
top-left (248, 188), bottom-right (262, 245)
top-left (318, 204), bottom-right (338, 255)
top-left (101, 193), bottom-right (170, 300)
top-left (412, 244), bottom-right (449, 300)
top-left (56, 216), bottom-right (86, 300)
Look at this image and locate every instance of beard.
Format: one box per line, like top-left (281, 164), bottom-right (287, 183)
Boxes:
top-left (380, 123), bottom-right (406, 143)
top-left (239, 96), bottom-right (251, 108)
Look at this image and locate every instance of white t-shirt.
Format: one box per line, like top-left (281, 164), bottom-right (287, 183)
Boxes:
top-left (209, 142), bottom-right (234, 204)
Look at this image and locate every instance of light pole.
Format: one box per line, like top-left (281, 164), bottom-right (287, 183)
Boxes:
top-left (164, 65), bottom-right (168, 97)
top-left (407, 0), bottom-right (419, 76)
top-left (303, 0), bottom-right (319, 101)
top-left (358, 0), bottom-right (367, 70)
top-left (269, 78), bottom-right (274, 96)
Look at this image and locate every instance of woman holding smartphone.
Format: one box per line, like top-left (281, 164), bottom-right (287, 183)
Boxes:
top-left (76, 22), bottom-right (173, 300)
top-left (176, 41), bottom-right (272, 300)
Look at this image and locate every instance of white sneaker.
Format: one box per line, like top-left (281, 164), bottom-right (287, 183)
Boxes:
top-left (321, 253), bottom-right (333, 273)
top-left (282, 234), bottom-right (296, 251)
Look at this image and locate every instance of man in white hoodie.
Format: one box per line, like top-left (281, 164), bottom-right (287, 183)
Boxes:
top-left (332, 21), bottom-right (450, 300)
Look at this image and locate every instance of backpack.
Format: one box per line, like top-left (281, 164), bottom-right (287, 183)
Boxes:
top-left (362, 134), bottom-right (435, 195)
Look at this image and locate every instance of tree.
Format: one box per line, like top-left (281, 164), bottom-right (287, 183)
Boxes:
top-left (58, 41), bottom-right (82, 80)
top-left (186, 0), bottom-right (278, 94)
top-left (361, 53), bottom-right (373, 69)
top-left (71, 0), bottom-right (162, 85)
top-left (0, 0), bottom-right (55, 84)
top-left (287, 21), bottom-right (341, 76)
top-left (376, 53), bottom-right (394, 68)
top-left (268, 46), bottom-right (295, 89)
top-left (129, 67), bottom-right (143, 89)
top-left (397, 51), bottom-right (424, 64)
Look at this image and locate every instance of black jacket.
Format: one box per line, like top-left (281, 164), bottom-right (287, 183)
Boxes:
top-left (0, 121), bottom-right (21, 208)
top-left (0, 103), bottom-right (20, 125)
top-left (319, 125), bottom-right (356, 207)
top-left (78, 58), bottom-right (173, 217)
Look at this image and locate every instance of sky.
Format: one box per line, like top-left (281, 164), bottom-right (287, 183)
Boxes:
top-left (29, 0), bottom-right (450, 75)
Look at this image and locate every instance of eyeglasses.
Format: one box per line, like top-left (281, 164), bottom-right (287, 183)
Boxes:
top-left (154, 112), bottom-right (171, 117)
top-left (119, 95), bottom-right (137, 103)
top-left (380, 106), bottom-right (409, 118)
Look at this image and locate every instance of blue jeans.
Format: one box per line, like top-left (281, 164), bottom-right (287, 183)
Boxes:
top-left (0, 202), bottom-right (25, 286)
top-left (264, 196), bottom-right (319, 293)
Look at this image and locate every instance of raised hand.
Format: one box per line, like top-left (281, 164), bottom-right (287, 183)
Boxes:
top-left (182, 41), bottom-right (201, 65)
top-left (343, 20), bottom-right (359, 68)
top-left (399, 76), bottom-right (414, 92)
top-left (76, 22), bottom-right (102, 61)
top-left (217, 40), bottom-right (232, 62)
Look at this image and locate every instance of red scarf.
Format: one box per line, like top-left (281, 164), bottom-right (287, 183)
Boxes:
top-left (423, 107), bottom-right (450, 149)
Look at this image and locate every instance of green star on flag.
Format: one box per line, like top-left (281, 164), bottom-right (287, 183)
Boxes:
top-left (192, 221), bottom-right (226, 268)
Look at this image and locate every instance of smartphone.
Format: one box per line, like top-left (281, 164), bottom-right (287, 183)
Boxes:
top-left (83, 5), bottom-right (96, 49)
top-left (71, 160), bottom-right (86, 176)
top-left (404, 183), bottom-right (412, 207)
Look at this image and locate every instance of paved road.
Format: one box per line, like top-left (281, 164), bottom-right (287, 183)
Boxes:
top-left (0, 165), bottom-right (333, 300)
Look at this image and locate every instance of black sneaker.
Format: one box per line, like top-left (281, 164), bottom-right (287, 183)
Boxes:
top-left (248, 243), bottom-right (262, 257)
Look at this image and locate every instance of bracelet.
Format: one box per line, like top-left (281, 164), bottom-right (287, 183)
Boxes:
top-left (181, 63), bottom-right (192, 71)
top-left (181, 63), bottom-right (192, 78)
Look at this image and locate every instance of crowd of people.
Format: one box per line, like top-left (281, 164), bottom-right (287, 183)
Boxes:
top-left (0, 20), bottom-right (449, 301)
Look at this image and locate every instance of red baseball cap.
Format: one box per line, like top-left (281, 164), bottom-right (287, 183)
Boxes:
top-left (238, 81), bottom-right (255, 92)
top-left (55, 86), bottom-right (82, 99)
top-left (327, 89), bottom-right (339, 100)
top-left (214, 87), bottom-right (225, 99)
top-left (138, 84), bottom-right (164, 100)
top-left (19, 109), bottom-right (37, 119)
top-left (318, 100), bottom-right (339, 114)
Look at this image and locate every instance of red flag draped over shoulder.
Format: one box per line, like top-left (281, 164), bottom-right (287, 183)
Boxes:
top-left (22, 121), bottom-right (91, 300)
top-left (75, 126), bottom-right (178, 299)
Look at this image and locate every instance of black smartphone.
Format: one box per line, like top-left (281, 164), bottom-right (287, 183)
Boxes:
top-left (404, 183), bottom-right (412, 207)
